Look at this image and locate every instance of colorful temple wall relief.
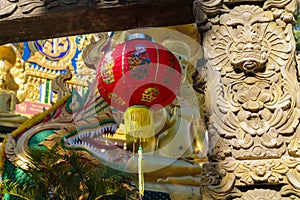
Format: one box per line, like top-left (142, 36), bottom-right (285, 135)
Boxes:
top-left (15, 35), bottom-right (95, 116)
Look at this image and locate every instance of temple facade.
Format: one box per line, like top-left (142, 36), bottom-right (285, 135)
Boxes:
top-left (0, 0), bottom-right (299, 199)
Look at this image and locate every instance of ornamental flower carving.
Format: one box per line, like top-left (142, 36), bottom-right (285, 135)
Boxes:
top-left (234, 160), bottom-right (288, 184)
top-left (236, 85), bottom-right (270, 113)
top-left (249, 161), bottom-right (272, 182)
top-left (240, 189), bottom-right (281, 200)
top-left (203, 2), bottom-right (299, 161)
top-left (236, 84), bottom-right (272, 136)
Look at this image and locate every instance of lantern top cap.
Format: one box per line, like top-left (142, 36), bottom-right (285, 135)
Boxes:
top-left (125, 33), bottom-right (154, 42)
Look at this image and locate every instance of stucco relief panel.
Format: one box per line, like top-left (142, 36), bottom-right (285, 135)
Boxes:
top-left (204, 5), bottom-right (300, 160)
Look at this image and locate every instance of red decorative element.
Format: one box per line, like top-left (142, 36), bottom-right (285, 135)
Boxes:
top-left (96, 38), bottom-right (182, 111)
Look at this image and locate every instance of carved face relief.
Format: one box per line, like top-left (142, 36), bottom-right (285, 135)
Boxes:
top-left (229, 24), bottom-right (269, 73)
top-left (206, 5), bottom-right (288, 75)
top-left (223, 6), bottom-right (273, 74)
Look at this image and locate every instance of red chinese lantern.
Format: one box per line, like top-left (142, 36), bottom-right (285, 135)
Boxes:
top-left (96, 33), bottom-right (182, 196)
top-left (97, 33), bottom-right (182, 141)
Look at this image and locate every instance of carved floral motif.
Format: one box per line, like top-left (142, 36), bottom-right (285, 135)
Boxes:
top-left (0, 0), bottom-right (120, 18)
top-left (234, 160), bottom-right (288, 184)
top-left (200, 159), bottom-right (300, 199)
top-left (195, 0), bottom-right (300, 199)
top-left (203, 3), bottom-right (299, 160)
top-left (238, 189), bottom-right (281, 200)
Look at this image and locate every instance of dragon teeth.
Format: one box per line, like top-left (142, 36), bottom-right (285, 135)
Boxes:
top-left (90, 131), bottom-right (95, 138)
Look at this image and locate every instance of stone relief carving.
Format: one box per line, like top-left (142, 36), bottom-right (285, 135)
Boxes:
top-left (0, 0), bottom-right (121, 18)
top-left (193, 0), bottom-right (300, 199)
top-left (234, 160), bottom-right (289, 184)
top-left (199, 159), bottom-right (300, 199)
top-left (198, 3), bottom-right (299, 161)
top-left (200, 162), bottom-right (241, 199)
top-left (236, 189), bottom-right (281, 200)
top-left (193, 0), bottom-right (227, 31)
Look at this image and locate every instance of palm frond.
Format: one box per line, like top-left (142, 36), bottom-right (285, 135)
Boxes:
top-left (3, 144), bottom-right (139, 199)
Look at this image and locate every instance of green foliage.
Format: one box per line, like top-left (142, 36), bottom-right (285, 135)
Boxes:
top-left (294, 3), bottom-right (300, 52)
top-left (0, 180), bottom-right (34, 200)
top-left (1, 159), bottom-right (33, 200)
top-left (295, 30), bottom-right (300, 52)
top-left (2, 145), bottom-right (139, 200)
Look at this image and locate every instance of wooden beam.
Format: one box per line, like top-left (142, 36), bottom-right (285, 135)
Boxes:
top-left (0, 0), bottom-right (194, 45)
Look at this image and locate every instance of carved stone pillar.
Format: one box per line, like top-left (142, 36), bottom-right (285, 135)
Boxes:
top-left (193, 0), bottom-right (300, 199)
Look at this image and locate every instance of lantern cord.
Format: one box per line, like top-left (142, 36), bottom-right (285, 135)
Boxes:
top-left (133, 142), bottom-right (135, 161)
top-left (138, 145), bottom-right (144, 198)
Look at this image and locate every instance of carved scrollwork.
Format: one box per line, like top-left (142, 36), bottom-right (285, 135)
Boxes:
top-left (51, 67), bottom-right (72, 101)
top-left (208, 131), bottom-right (232, 161)
top-left (203, 3), bottom-right (299, 160)
top-left (4, 134), bottom-right (17, 165)
top-left (281, 159), bottom-right (300, 191)
top-left (5, 134), bottom-right (28, 169)
top-left (200, 162), bottom-right (241, 199)
top-left (82, 33), bottom-right (110, 69)
top-left (263, 0), bottom-right (295, 13)
top-left (195, 0), bottom-right (300, 199)
top-left (193, 0), bottom-right (229, 31)
top-left (0, 2), bottom-right (17, 18)
top-left (280, 185), bottom-right (300, 199)
top-left (287, 126), bottom-right (300, 157)
top-left (200, 158), bottom-right (300, 199)
top-left (0, 0), bottom-right (121, 18)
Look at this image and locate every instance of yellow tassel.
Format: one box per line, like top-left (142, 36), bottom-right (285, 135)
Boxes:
top-left (138, 146), bottom-right (144, 197)
top-left (124, 105), bottom-right (154, 142)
